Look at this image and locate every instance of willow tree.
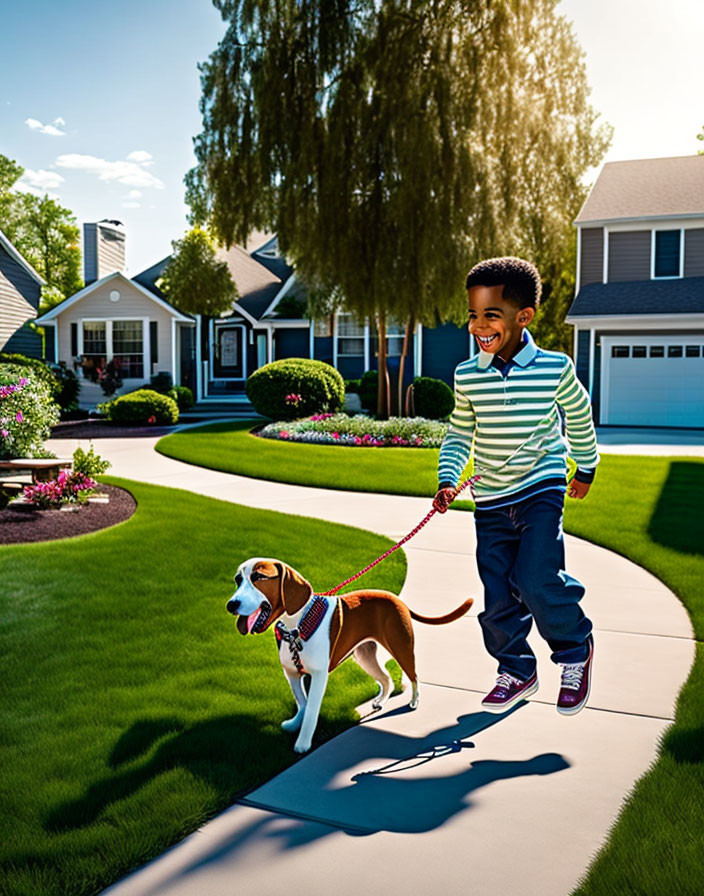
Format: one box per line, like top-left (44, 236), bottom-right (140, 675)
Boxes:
top-left (187, 0), bottom-right (610, 413)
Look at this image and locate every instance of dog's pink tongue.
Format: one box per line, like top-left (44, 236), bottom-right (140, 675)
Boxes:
top-left (246, 609), bottom-right (261, 634)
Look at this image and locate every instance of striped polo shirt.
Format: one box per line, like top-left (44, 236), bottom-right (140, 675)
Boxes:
top-left (438, 330), bottom-right (599, 508)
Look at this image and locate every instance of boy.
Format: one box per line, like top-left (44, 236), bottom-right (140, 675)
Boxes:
top-left (433, 256), bottom-right (598, 715)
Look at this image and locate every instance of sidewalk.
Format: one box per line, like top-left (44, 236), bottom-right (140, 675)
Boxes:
top-left (48, 431), bottom-right (695, 896)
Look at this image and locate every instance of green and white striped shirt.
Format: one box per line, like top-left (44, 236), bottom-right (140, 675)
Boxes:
top-left (438, 330), bottom-right (599, 507)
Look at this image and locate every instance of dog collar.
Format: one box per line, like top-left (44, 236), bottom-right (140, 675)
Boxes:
top-left (275, 595), bottom-right (331, 674)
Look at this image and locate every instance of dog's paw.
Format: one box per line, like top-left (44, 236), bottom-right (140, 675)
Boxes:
top-left (293, 737), bottom-right (312, 754)
top-left (281, 716), bottom-right (303, 732)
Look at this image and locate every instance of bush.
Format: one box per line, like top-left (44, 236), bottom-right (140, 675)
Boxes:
top-left (246, 358), bottom-right (345, 421)
top-left (0, 363), bottom-right (60, 458)
top-left (150, 371), bottom-right (173, 393)
top-left (168, 385), bottom-right (195, 411)
top-left (410, 376), bottom-right (455, 419)
top-left (358, 370), bottom-right (378, 412)
top-left (50, 362), bottom-right (81, 410)
top-left (102, 389), bottom-right (179, 426)
top-left (259, 413), bottom-right (448, 447)
top-left (72, 443), bottom-right (111, 477)
top-left (345, 378), bottom-right (361, 394)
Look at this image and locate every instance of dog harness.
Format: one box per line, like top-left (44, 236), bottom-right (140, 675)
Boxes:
top-left (275, 595), bottom-right (333, 675)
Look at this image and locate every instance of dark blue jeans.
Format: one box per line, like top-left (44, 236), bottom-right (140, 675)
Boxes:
top-left (474, 489), bottom-right (592, 681)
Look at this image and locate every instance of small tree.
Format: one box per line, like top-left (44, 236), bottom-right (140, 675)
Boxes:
top-left (159, 228), bottom-right (237, 316)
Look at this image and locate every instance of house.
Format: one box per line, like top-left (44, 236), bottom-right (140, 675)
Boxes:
top-left (0, 228), bottom-right (44, 358)
top-left (37, 219), bottom-right (475, 409)
top-left (567, 155), bottom-right (704, 428)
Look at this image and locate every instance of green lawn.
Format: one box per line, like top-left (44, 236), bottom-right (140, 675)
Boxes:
top-left (0, 478), bottom-right (405, 896)
top-left (157, 421), bottom-right (704, 896)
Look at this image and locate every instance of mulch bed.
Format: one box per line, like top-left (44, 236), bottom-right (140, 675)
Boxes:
top-left (51, 420), bottom-right (175, 440)
top-left (0, 484), bottom-right (137, 545)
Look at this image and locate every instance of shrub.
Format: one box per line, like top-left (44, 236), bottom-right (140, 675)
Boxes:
top-left (50, 362), bottom-right (81, 410)
top-left (258, 413), bottom-right (448, 447)
top-left (0, 363), bottom-right (60, 458)
top-left (246, 358), bottom-right (345, 421)
top-left (168, 385), bottom-right (195, 411)
top-left (72, 443), bottom-right (111, 477)
top-left (150, 371), bottom-right (174, 394)
top-left (102, 389), bottom-right (179, 426)
top-left (410, 376), bottom-right (455, 420)
top-left (345, 378), bottom-right (361, 394)
top-left (358, 370), bottom-right (378, 411)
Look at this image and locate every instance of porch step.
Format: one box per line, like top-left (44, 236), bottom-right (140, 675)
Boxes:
top-left (179, 399), bottom-right (263, 422)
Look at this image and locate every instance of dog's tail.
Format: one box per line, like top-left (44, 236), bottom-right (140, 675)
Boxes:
top-left (409, 598), bottom-right (473, 625)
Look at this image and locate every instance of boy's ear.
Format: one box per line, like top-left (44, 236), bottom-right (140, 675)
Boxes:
top-left (517, 307), bottom-right (536, 326)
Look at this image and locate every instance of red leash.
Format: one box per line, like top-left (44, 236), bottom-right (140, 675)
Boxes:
top-left (319, 476), bottom-right (480, 596)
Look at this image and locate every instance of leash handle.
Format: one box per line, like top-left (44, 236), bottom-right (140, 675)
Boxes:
top-left (319, 475), bottom-right (480, 596)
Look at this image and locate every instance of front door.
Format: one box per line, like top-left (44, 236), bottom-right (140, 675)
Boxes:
top-left (213, 326), bottom-right (244, 379)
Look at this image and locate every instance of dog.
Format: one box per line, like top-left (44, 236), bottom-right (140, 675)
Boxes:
top-left (227, 557), bottom-right (473, 753)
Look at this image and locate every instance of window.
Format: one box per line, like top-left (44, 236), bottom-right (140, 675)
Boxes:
top-left (654, 230), bottom-right (681, 278)
top-left (386, 321), bottom-right (405, 358)
top-left (667, 345), bottom-right (683, 358)
top-left (337, 313), bottom-right (365, 356)
top-left (113, 320), bottom-right (144, 377)
top-left (314, 318), bottom-right (331, 338)
top-left (81, 320), bottom-right (144, 379)
top-left (686, 345), bottom-right (701, 358)
top-left (82, 322), bottom-right (106, 377)
top-left (611, 346), bottom-right (630, 358)
top-left (632, 346), bottom-right (647, 358)
top-left (650, 346), bottom-right (665, 358)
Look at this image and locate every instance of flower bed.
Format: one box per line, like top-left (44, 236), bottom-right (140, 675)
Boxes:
top-left (257, 413), bottom-right (449, 447)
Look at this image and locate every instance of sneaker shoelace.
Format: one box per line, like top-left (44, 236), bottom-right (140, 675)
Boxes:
top-left (560, 663), bottom-right (585, 690)
top-left (496, 672), bottom-right (521, 691)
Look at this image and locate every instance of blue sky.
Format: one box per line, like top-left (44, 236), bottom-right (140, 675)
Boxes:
top-left (1, 0), bottom-right (702, 277)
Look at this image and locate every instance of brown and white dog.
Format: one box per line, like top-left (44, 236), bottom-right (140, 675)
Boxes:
top-left (227, 558), bottom-right (473, 753)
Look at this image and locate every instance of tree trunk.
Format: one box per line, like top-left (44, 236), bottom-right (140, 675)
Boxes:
top-left (397, 316), bottom-right (414, 418)
top-left (376, 314), bottom-right (389, 420)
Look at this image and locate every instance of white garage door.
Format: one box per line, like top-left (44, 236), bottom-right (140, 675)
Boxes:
top-left (601, 335), bottom-right (704, 427)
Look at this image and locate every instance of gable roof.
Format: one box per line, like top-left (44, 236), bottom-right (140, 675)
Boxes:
top-left (0, 228), bottom-right (45, 285)
top-left (576, 156), bottom-right (704, 225)
top-left (35, 270), bottom-right (194, 323)
top-left (567, 277), bottom-right (704, 318)
top-left (215, 242), bottom-right (290, 320)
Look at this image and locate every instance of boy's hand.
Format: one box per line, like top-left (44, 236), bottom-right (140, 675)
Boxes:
top-left (567, 478), bottom-right (591, 500)
top-left (433, 487), bottom-right (457, 513)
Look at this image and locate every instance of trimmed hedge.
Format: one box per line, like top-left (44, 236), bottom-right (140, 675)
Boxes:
top-left (102, 389), bottom-right (179, 425)
top-left (358, 370), bottom-right (378, 412)
top-left (245, 358), bottom-right (345, 421)
top-left (410, 376), bottom-right (455, 419)
top-left (168, 385), bottom-right (195, 411)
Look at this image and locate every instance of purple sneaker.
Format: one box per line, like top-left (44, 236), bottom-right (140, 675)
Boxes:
top-left (481, 671), bottom-right (539, 713)
top-left (557, 639), bottom-right (594, 715)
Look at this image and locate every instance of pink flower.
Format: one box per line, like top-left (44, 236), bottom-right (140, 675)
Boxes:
top-left (15, 412), bottom-right (23, 423)
top-left (1, 429), bottom-right (9, 438)
top-left (416, 438), bottom-right (423, 445)
top-left (280, 431), bottom-right (289, 439)
top-left (331, 432), bottom-right (340, 439)
top-left (285, 393), bottom-right (302, 405)
top-left (147, 415), bottom-right (157, 424)
top-left (354, 436), bottom-right (362, 445)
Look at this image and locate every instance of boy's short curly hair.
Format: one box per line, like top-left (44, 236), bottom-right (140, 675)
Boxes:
top-left (465, 256), bottom-right (542, 309)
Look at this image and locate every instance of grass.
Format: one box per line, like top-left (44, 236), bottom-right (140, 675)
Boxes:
top-left (0, 477), bottom-right (405, 896)
top-left (158, 421), bottom-right (704, 895)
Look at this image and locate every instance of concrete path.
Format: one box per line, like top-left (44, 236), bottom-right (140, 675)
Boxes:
top-left (48, 430), bottom-right (695, 896)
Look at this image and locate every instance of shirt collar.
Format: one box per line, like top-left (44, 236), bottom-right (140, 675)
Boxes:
top-left (477, 329), bottom-right (537, 370)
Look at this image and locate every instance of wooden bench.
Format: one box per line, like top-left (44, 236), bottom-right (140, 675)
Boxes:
top-left (0, 458), bottom-right (73, 483)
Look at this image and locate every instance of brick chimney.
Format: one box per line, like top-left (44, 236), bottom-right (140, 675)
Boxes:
top-left (83, 219), bottom-right (126, 284)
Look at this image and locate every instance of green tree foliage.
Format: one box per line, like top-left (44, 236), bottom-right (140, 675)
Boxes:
top-left (0, 154), bottom-right (83, 311)
top-left (187, 0), bottom-right (611, 405)
top-left (159, 228), bottom-right (238, 316)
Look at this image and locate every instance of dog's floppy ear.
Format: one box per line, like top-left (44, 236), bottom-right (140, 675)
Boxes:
top-left (275, 561), bottom-right (313, 614)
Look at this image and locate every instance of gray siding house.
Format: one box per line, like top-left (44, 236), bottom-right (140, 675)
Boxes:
top-left (567, 155), bottom-right (704, 428)
top-left (0, 229), bottom-right (44, 358)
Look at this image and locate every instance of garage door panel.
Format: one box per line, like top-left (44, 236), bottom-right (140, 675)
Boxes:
top-left (604, 337), bottom-right (704, 427)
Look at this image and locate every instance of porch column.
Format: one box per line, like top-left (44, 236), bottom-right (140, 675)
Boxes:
top-left (363, 321), bottom-right (370, 370)
top-left (309, 320), bottom-right (315, 359)
top-left (414, 324), bottom-right (423, 378)
top-left (195, 315), bottom-right (203, 401)
top-left (588, 328), bottom-right (596, 397)
top-left (267, 327), bottom-right (273, 363)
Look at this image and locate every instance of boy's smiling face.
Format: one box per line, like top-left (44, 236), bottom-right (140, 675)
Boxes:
top-left (468, 284), bottom-right (535, 360)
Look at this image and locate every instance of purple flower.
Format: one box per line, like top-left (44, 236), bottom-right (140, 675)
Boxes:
top-left (1, 429), bottom-right (9, 438)
top-left (15, 412), bottom-right (23, 423)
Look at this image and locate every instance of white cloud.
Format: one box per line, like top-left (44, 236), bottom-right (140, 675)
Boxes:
top-left (126, 150), bottom-right (153, 164)
top-left (126, 189), bottom-right (142, 199)
top-left (21, 168), bottom-right (65, 190)
top-left (122, 201), bottom-right (141, 208)
top-left (53, 116), bottom-right (66, 127)
top-left (13, 182), bottom-right (59, 201)
top-left (25, 117), bottom-right (65, 136)
top-left (55, 153), bottom-right (164, 189)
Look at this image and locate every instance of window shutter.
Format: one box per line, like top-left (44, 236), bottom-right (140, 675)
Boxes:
top-left (150, 321), bottom-right (158, 364)
top-left (71, 323), bottom-right (77, 357)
